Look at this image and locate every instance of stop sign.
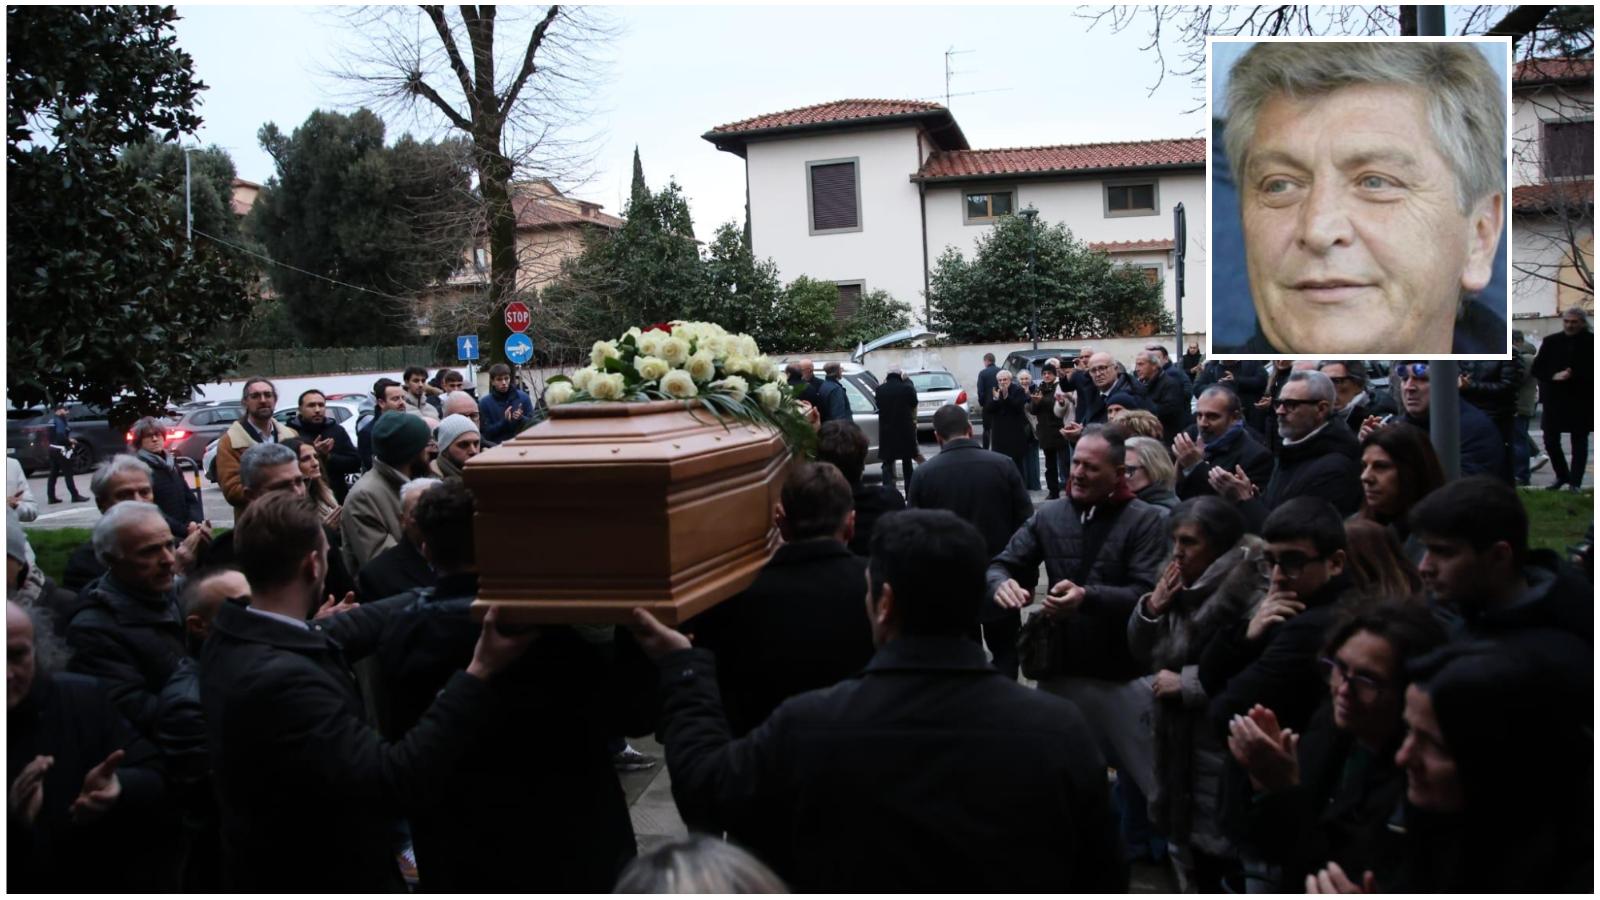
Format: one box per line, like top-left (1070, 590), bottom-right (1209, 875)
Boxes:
top-left (504, 301), bottom-right (531, 334)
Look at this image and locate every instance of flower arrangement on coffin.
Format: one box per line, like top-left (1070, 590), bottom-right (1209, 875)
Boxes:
top-left (543, 321), bottom-right (815, 453)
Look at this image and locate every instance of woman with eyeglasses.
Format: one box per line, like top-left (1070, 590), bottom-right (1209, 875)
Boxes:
top-left (127, 416), bottom-right (204, 537)
top-left (1354, 423), bottom-right (1444, 566)
top-left (1226, 602), bottom-right (1445, 892)
top-left (1128, 496), bottom-right (1266, 891)
top-left (1124, 436), bottom-right (1179, 512)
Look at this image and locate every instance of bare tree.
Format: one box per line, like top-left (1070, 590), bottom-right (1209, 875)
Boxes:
top-left (328, 5), bottom-right (616, 341)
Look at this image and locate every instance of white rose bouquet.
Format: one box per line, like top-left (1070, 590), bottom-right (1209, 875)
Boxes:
top-left (543, 321), bottom-right (813, 452)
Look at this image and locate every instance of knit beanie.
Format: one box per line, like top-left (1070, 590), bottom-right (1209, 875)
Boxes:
top-left (1106, 390), bottom-right (1146, 411)
top-left (373, 412), bottom-right (431, 467)
top-left (435, 414), bottom-right (480, 455)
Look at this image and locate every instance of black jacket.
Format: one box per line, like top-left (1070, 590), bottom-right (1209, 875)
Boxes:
top-left (975, 364), bottom-right (1000, 418)
top-left (1030, 379), bottom-right (1069, 449)
top-left (660, 637), bottom-right (1127, 892)
top-left (1399, 398), bottom-right (1506, 480)
top-left (907, 438), bottom-right (1034, 622)
top-left (287, 414), bottom-right (362, 502)
top-left (200, 598), bottom-right (498, 892)
top-left (374, 574), bottom-right (657, 891)
top-left (138, 451), bottom-right (204, 537)
top-left (986, 490), bottom-right (1168, 681)
top-left (1531, 328), bottom-right (1594, 433)
top-left (685, 539), bottom-right (876, 737)
top-left (1073, 370), bottom-right (1145, 426)
top-left (874, 373), bottom-right (919, 460)
top-left (8, 671), bottom-right (171, 893)
top-left (1194, 360), bottom-right (1268, 405)
top-left (201, 527), bottom-right (359, 606)
top-left (1141, 369), bottom-right (1193, 443)
top-left (847, 482), bottom-right (905, 557)
top-left (62, 541), bottom-right (107, 594)
top-left (65, 575), bottom-right (188, 737)
top-left (1459, 357), bottom-right (1524, 424)
top-left (1240, 703), bottom-right (1407, 891)
top-left (818, 376), bottom-right (853, 423)
top-left (983, 383), bottom-right (1031, 458)
top-left (355, 538), bottom-right (437, 603)
top-left (1239, 417), bottom-right (1364, 529)
top-left (1175, 425), bottom-right (1275, 500)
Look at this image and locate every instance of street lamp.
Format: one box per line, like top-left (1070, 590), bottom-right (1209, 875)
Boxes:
top-left (1019, 206), bottom-right (1039, 350)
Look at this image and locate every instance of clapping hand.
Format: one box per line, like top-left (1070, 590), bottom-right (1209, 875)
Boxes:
top-left (69, 749), bottom-right (123, 825)
top-left (1227, 704), bottom-right (1300, 791)
top-left (1059, 421), bottom-right (1084, 443)
top-left (992, 578), bottom-right (1033, 610)
top-left (1151, 669), bottom-right (1183, 700)
top-left (10, 755), bottom-right (52, 824)
top-left (1041, 579), bottom-right (1086, 618)
top-left (1307, 861), bottom-right (1375, 894)
top-left (1207, 465), bottom-right (1255, 502)
top-left (1171, 431), bottom-right (1203, 470)
top-left (174, 521), bottom-right (214, 575)
top-left (313, 436), bottom-right (335, 456)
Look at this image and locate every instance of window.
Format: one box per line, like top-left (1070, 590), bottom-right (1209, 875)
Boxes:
top-left (473, 247), bottom-right (489, 272)
top-left (834, 281), bottom-right (864, 322)
top-left (841, 377), bottom-right (877, 415)
top-left (964, 190), bottom-right (1015, 223)
top-left (808, 159), bottom-right (861, 234)
top-left (909, 372), bottom-right (959, 392)
top-left (1136, 266), bottom-right (1162, 287)
top-left (1104, 180), bottom-right (1159, 217)
top-left (1544, 120), bottom-right (1594, 178)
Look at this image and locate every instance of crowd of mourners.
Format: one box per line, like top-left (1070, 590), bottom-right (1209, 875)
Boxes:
top-left (5, 312), bottom-right (1593, 893)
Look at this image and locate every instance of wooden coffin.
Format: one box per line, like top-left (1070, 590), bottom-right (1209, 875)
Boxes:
top-left (464, 400), bottom-right (790, 625)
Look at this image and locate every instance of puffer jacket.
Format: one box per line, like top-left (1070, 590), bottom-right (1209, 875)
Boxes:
top-left (1459, 357), bottom-right (1524, 424)
top-left (986, 487), bottom-right (1168, 681)
top-left (64, 575), bottom-right (188, 737)
top-left (1128, 538), bottom-right (1266, 857)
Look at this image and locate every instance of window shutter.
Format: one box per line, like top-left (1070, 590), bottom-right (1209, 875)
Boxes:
top-left (1545, 122), bottom-right (1594, 178)
top-left (811, 162), bottom-right (859, 230)
top-left (835, 283), bottom-right (863, 322)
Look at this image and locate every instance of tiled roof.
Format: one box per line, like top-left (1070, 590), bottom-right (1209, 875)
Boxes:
top-left (1514, 57), bottom-right (1593, 86)
top-left (1090, 239), bottom-right (1175, 253)
top-left (513, 195), bottom-right (623, 231)
top-left (707, 99), bottom-right (949, 135)
top-left (1512, 179), bottom-right (1594, 213)
top-left (916, 139), bottom-right (1205, 180)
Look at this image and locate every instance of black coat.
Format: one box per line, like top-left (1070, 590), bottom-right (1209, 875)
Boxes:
top-left (374, 574), bottom-right (657, 892)
top-left (685, 539), bottom-right (876, 738)
top-left (65, 576), bottom-right (188, 737)
top-left (818, 377), bottom-right (853, 423)
top-left (202, 527), bottom-right (359, 606)
top-left (983, 383), bottom-right (1031, 458)
top-left (1073, 370), bottom-right (1145, 426)
top-left (659, 637), bottom-right (1127, 893)
top-left (1399, 399), bottom-right (1506, 480)
top-left (200, 598), bottom-right (499, 892)
top-left (975, 364), bottom-right (1000, 419)
top-left (874, 373), bottom-right (919, 460)
top-left (1194, 360), bottom-right (1268, 405)
top-left (1141, 369), bottom-right (1193, 443)
top-left (907, 438), bottom-right (1033, 622)
top-left (1239, 417), bottom-right (1364, 529)
top-left (287, 414), bottom-right (362, 502)
top-left (62, 541), bottom-right (106, 594)
top-left (986, 491), bottom-right (1168, 681)
top-left (356, 538), bottom-right (437, 603)
top-left (847, 482), bottom-right (905, 557)
top-left (1175, 425), bottom-right (1275, 500)
top-left (1530, 328), bottom-right (1594, 433)
top-left (8, 671), bottom-right (172, 893)
top-left (1030, 379), bottom-right (1069, 449)
top-left (1459, 357), bottom-right (1525, 424)
top-left (139, 451), bottom-right (204, 537)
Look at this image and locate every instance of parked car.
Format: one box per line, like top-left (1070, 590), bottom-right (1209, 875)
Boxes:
top-left (151, 402), bottom-right (244, 464)
top-left (10, 403), bottom-right (124, 475)
top-left (7, 405), bottom-right (49, 474)
top-left (1002, 348), bottom-right (1083, 382)
top-left (204, 398), bottom-right (365, 484)
top-left (835, 370), bottom-right (882, 471)
top-left (905, 368), bottom-right (970, 433)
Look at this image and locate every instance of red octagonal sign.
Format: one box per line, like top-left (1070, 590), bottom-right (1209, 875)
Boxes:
top-left (504, 301), bottom-right (531, 334)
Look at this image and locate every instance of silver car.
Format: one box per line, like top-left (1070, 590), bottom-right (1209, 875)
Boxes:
top-left (905, 368), bottom-right (968, 432)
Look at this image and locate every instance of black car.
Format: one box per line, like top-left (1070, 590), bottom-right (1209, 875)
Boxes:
top-left (10, 403), bottom-right (125, 475)
top-left (160, 402), bottom-right (244, 464)
top-left (1002, 348), bottom-right (1082, 382)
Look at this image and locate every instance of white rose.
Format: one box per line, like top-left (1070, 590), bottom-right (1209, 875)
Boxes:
top-left (544, 381), bottom-right (575, 407)
top-left (756, 381), bottom-right (783, 412)
top-left (671, 323), bottom-right (697, 342)
top-left (686, 350), bottom-right (716, 383)
top-left (713, 375), bottom-right (749, 402)
top-left (737, 334), bottom-right (760, 358)
top-left (698, 334), bottom-right (728, 359)
top-left (591, 340), bottom-right (620, 369)
top-left (751, 355), bottom-right (779, 382)
top-left (660, 369), bottom-right (699, 399)
top-left (634, 355), bottom-right (671, 381)
top-left (660, 337), bottom-right (691, 366)
top-left (724, 355), bottom-right (752, 376)
top-left (570, 366), bottom-right (599, 392)
top-left (588, 372), bottom-right (627, 401)
top-left (624, 326), bottom-right (642, 341)
top-left (637, 331), bottom-right (664, 358)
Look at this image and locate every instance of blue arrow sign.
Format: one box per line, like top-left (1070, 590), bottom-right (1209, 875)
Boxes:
top-left (504, 333), bottom-right (534, 365)
top-left (456, 335), bottom-right (480, 361)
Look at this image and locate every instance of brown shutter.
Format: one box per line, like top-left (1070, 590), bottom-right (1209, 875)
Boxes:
top-left (811, 162), bottom-right (859, 230)
top-left (835, 283), bottom-right (863, 322)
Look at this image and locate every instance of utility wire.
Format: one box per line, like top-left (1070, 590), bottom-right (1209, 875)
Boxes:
top-left (191, 227), bottom-right (427, 305)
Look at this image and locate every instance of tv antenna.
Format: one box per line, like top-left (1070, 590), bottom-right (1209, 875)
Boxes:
top-left (945, 46), bottom-right (973, 107)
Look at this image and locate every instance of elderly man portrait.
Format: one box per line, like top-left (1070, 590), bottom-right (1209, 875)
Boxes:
top-left (1219, 41), bottom-right (1507, 354)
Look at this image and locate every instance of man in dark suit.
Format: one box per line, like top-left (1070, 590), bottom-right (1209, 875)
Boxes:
top-left (976, 353), bottom-right (1000, 450)
top-left (1173, 386), bottom-right (1274, 500)
top-left (1133, 348), bottom-right (1192, 444)
top-left (873, 367), bottom-right (919, 490)
top-left (815, 421), bottom-right (903, 558)
top-left (633, 509), bottom-right (1127, 893)
top-left (684, 462), bottom-right (875, 737)
top-left (907, 405), bottom-right (1034, 678)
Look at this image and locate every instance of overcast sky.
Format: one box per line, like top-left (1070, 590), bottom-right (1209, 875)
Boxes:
top-left (173, 5), bottom-right (1221, 242)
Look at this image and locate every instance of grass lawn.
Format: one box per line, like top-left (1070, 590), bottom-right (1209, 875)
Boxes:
top-left (1520, 487), bottom-right (1594, 557)
top-left (25, 527), bottom-right (91, 586)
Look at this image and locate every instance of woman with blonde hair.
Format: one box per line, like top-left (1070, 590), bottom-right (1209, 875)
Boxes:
top-left (1112, 408), bottom-right (1164, 441)
top-left (1125, 435), bottom-right (1179, 512)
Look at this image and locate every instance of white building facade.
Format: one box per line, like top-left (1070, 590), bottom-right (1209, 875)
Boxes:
top-left (704, 99), bottom-right (1206, 334)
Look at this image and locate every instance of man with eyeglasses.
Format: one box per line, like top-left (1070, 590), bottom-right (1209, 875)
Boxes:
top-left (1209, 371), bottom-right (1362, 527)
top-left (1064, 352), bottom-right (1145, 445)
top-left (438, 391), bottom-right (495, 449)
top-left (1202, 497), bottom-right (1355, 737)
top-left (286, 390), bottom-right (361, 503)
top-left (1367, 362), bottom-right (1504, 480)
top-left (216, 377), bottom-right (298, 512)
top-left (1316, 361), bottom-right (1384, 436)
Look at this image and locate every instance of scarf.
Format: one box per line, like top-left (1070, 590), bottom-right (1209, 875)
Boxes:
top-left (136, 448), bottom-right (175, 473)
top-left (1201, 421), bottom-right (1246, 458)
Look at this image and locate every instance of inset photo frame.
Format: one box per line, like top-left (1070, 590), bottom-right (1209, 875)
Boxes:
top-left (1207, 36), bottom-right (1513, 359)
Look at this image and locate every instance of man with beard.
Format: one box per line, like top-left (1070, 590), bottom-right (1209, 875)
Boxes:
top-left (357, 378), bottom-right (408, 472)
top-left (216, 378), bottom-right (297, 512)
top-left (287, 390), bottom-right (360, 502)
top-left (1173, 386), bottom-right (1274, 500)
top-left (342, 414), bottom-right (433, 575)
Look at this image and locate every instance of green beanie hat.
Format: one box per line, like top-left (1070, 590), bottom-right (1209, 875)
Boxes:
top-left (373, 413), bottom-right (431, 467)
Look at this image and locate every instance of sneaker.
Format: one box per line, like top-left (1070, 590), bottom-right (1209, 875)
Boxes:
top-left (396, 845), bottom-right (419, 885)
top-left (1531, 453), bottom-right (1550, 472)
top-left (611, 744), bottom-right (659, 771)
